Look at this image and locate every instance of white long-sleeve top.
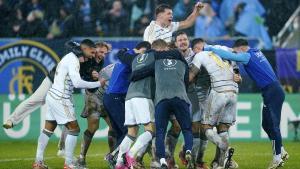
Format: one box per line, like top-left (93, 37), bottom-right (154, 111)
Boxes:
top-left (143, 21), bottom-right (179, 43)
top-left (49, 52), bottom-right (100, 99)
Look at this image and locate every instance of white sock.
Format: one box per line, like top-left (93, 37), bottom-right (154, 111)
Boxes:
top-left (281, 146), bottom-right (286, 153)
top-left (160, 158), bottom-right (167, 165)
top-left (65, 134), bottom-right (78, 165)
top-left (35, 130), bottom-right (51, 162)
top-left (205, 129), bottom-right (227, 150)
top-left (116, 135), bottom-right (135, 164)
top-left (218, 132), bottom-right (229, 150)
top-left (129, 131), bottom-right (152, 157)
top-left (274, 154), bottom-right (281, 161)
top-left (137, 143), bottom-right (148, 157)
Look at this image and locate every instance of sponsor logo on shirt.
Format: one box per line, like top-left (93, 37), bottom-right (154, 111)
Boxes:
top-left (163, 59), bottom-right (177, 70)
top-left (137, 53), bottom-right (148, 63)
top-left (163, 59), bottom-right (177, 67)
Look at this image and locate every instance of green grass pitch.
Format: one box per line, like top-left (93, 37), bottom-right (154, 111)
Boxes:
top-left (0, 140), bottom-right (299, 169)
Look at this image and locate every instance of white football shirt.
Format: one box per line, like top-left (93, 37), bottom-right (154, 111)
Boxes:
top-left (49, 52), bottom-right (100, 99)
top-left (192, 51), bottom-right (238, 93)
top-left (143, 21), bottom-right (179, 43)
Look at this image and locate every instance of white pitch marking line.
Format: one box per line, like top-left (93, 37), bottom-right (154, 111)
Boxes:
top-left (0, 153), bottom-right (105, 162)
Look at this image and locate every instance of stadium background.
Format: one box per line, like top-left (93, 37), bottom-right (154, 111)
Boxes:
top-left (0, 0), bottom-right (300, 168)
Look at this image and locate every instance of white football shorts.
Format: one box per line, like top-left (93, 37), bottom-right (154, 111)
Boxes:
top-left (125, 98), bottom-right (155, 126)
top-left (201, 89), bottom-right (237, 126)
top-left (45, 93), bottom-right (76, 124)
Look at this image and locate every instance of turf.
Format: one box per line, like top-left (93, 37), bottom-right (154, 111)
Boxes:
top-left (0, 140), bottom-right (299, 169)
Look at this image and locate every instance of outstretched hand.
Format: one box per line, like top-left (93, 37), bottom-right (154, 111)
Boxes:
top-left (194, 2), bottom-right (205, 14)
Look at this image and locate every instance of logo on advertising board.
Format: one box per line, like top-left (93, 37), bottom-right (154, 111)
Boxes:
top-left (0, 40), bottom-right (60, 139)
top-left (0, 40), bottom-right (60, 97)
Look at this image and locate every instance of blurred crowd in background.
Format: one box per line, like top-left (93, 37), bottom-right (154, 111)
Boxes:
top-left (0, 0), bottom-right (299, 49)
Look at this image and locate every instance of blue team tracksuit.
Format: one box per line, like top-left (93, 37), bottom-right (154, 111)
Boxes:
top-left (245, 49), bottom-right (285, 155)
top-left (103, 62), bottom-right (131, 147)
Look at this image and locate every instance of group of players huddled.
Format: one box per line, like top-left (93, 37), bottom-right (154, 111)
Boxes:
top-left (3, 2), bottom-right (289, 169)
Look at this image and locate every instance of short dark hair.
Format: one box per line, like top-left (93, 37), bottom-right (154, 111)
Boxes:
top-left (65, 41), bottom-right (81, 55)
top-left (191, 38), bottom-right (205, 49)
top-left (155, 4), bottom-right (172, 16)
top-left (233, 39), bottom-right (249, 48)
top-left (81, 39), bottom-right (96, 48)
top-left (135, 41), bottom-right (151, 50)
top-left (174, 31), bottom-right (188, 41)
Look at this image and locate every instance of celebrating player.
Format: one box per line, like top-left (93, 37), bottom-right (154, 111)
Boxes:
top-left (189, 43), bottom-right (241, 169)
top-left (205, 39), bottom-right (289, 169)
top-left (143, 2), bottom-right (204, 43)
top-left (153, 42), bottom-right (193, 169)
top-left (103, 41), bottom-right (151, 168)
top-left (115, 41), bottom-right (162, 169)
top-left (76, 42), bottom-right (116, 168)
top-left (32, 39), bottom-right (104, 169)
top-left (2, 41), bottom-right (82, 129)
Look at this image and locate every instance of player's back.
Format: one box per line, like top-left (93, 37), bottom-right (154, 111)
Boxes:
top-left (193, 51), bottom-right (238, 93)
top-left (50, 52), bottom-right (78, 99)
top-left (245, 48), bottom-right (277, 88)
top-left (126, 51), bottom-right (155, 101)
top-left (154, 57), bottom-right (189, 105)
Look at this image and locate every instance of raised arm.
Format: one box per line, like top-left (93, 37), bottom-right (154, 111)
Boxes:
top-left (206, 47), bottom-right (250, 64)
top-left (178, 2), bottom-right (204, 30)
